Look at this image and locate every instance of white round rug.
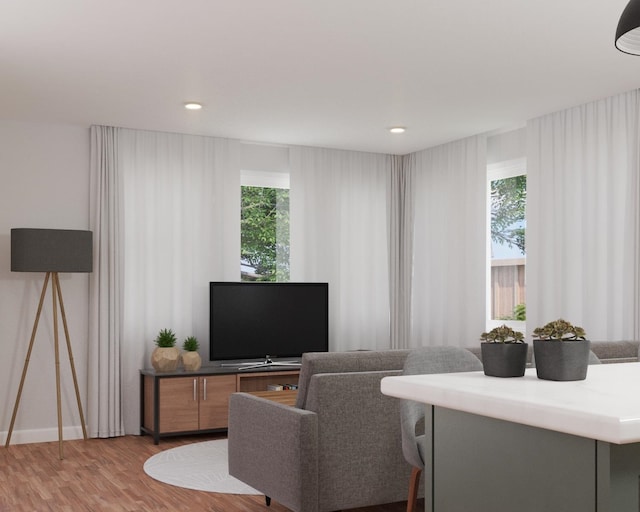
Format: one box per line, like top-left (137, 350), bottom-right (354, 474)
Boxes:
top-left (143, 439), bottom-right (261, 495)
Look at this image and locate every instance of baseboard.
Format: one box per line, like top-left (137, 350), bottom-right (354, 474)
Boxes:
top-left (1, 426), bottom-right (85, 445)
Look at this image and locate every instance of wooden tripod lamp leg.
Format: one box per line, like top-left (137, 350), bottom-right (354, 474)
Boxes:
top-left (53, 272), bottom-right (88, 440)
top-left (5, 273), bottom-right (51, 448)
top-left (52, 272), bottom-right (64, 460)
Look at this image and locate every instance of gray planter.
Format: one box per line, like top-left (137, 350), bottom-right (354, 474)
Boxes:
top-left (533, 339), bottom-right (591, 381)
top-left (481, 342), bottom-right (528, 378)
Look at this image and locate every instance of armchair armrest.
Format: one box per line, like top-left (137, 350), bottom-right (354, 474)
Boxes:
top-left (228, 392), bottom-right (319, 512)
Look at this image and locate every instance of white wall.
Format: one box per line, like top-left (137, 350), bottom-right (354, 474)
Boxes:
top-left (487, 127), bottom-right (526, 164)
top-left (240, 141), bottom-right (289, 172)
top-left (0, 126), bottom-right (293, 443)
top-left (0, 120), bottom-right (90, 444)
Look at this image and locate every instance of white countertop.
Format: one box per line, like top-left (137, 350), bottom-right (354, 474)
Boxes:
top-left (381, 362), bottom-right (640, 444)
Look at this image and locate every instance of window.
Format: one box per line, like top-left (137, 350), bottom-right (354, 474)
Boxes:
top-left (486, 159), bottom-right (526, 329)
top-left (240, 171), bottom-right (290, 282)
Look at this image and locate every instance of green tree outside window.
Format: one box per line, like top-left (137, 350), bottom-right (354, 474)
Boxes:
top-left (241, 186), bottom-right (290, 282)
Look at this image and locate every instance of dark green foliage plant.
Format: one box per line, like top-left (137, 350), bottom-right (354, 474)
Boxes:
top-left (182, 336), bottom-right (199, 351)
top-left (154, 328), bottom-right (177, 347)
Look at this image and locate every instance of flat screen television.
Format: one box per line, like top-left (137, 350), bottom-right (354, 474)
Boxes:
top-left (209, 281), bottom-right (329, 365)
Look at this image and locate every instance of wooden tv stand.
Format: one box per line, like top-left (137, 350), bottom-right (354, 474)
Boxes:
top-left (140, 366), bottom-right (300, 444)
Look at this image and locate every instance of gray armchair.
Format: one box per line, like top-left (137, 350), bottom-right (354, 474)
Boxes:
top-left (400, 347), bottom-right (483, 512)
top-left (227, 349), bottom-right (413, 512)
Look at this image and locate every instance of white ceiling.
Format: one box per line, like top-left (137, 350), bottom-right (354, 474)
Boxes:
top-left (2, 0), bottom-right (639, 155)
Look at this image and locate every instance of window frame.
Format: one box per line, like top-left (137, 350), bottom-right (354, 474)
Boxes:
top-left (240, 169), bottom-right (290, 282)
top-left (486, 157), bottom-right (527, 333)
top-left (241, 169), bottom-right (289, 190)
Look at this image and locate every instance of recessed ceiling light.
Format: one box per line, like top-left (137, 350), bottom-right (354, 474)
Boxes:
top-left (389, 127), bottom-right (406, 134)
top-left (184, 102), bottom-right (203, 110)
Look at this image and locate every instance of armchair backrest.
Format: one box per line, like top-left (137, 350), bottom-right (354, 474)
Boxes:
top-left (295, 350), bottom-right (410, 409)
top-left (304, 369), bottom-right (409, 511)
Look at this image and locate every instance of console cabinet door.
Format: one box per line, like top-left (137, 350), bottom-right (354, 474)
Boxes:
top-left (199, 375), bottom-right (236, 430)
top-left (159, 377), bottom-right (199, 433)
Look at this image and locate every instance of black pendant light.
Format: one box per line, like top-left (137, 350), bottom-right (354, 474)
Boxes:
top-left (616, 0), bottom-right (640, 55)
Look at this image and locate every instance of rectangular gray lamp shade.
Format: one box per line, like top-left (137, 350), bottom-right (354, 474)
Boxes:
top-left (11, 228), bottom-right (93, 273)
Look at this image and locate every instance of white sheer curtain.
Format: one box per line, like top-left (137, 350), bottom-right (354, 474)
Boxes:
top-left (90, 128), bottom-right (240, 435)
top-left (88, 125), bottom-right (124, 438)
top-left (388, 154), bottom-right (414, 349)
top-left (289, 146), bottom-right (392, 351)
top-left (526, 90), bottom-right (640, 340)
top-left (119, 129), bottom-right (240, 434)
top-left (408, 135), bottom-right (487, 347)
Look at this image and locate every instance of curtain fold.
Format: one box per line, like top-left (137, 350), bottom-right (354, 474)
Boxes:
top-left (88, 125), bottom-right (124, 438)
top-left (118, 129), bottom-right (240, 434)
top-left (526, 90), bottom-right (640, 340)
top-left (388, 154), bottom-right (414, 349)
top-left (408, 135), bottom-right (487, 347)
top-left (289, 146), bottom-right (392, 351)
top-left (89, 128), bottom-right (241, 435)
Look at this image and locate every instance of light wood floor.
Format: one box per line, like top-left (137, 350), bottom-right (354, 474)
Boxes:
top-left (0, 434), bottom-right (420, 512)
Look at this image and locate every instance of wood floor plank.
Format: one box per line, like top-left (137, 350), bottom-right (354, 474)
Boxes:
top-left (0, 434), bottom-right (420, 511)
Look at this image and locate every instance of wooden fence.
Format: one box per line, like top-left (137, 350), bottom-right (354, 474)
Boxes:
top-left (491, 258), bottom-right (525, 320)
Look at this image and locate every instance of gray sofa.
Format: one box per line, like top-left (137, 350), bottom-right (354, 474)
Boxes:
top-left (583, 340), bottom-right (639, 363)
top-left (227, 341), bottom-right (639, 512)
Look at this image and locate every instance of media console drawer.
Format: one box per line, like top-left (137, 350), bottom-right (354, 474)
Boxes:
top-left (140, 367), bottom-right (300, 444)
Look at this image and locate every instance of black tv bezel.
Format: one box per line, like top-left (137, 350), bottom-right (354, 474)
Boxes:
top-left (208, 281), bottom-right (329, 362)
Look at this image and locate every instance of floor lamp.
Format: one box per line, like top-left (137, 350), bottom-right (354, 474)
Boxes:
top-left (6, 228), bottom-right (93, 459)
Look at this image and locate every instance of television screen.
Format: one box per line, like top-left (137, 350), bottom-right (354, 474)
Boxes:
top-left (209, 282), bottom-right (329, 362)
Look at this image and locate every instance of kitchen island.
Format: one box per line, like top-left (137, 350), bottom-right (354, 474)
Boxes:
top-left (381, 362), bottom-right (640, 512)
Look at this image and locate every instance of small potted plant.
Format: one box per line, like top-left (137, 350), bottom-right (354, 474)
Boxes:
top-left (150, 328), bottom-right (180, 372)
top-left (531, 319), bottom-right (590, 381)
top-left (480, 325), bottom-right (527, 377)
top-left (181, 336), bottom-right (202, 372)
